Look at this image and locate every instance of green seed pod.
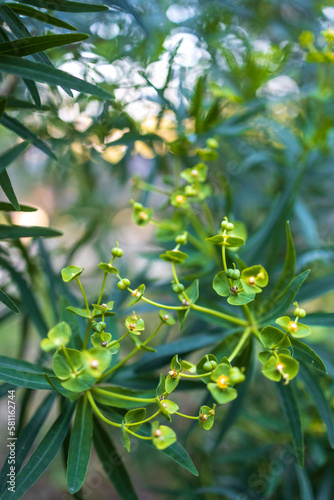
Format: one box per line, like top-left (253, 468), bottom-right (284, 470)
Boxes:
top-left (117, 281), bottom-right (126, 291)
top-left (122, 278), bottom-right (131, 287)
top-left (92, 323), bottom-right (102, 333)
top-left (206, 138), bottom-right (219, 150)
top-left (294, 307), bottom-right (306, 318)
top-left (203, 360), bottom-right (218, 371)
top-left (226, 222), bottom-right (234, 231)
top-left (111, 247), bottom-right (123, 257)
top-left (133, 202), bottom-right (143, 210)
top-left (98, 321), bottom-right (106, 330)
top-left (229, 367), bottom-right (245, 384)
top-left (175, 233), bottom-right (187, 245)
top-left (221, 220), bottom-right (228, 230)
top-left (231, 269), bottom-right (241, 280)
top-left (172, 283), bottom-right (185, 294)
top-left (226, 268), bottom-right (234, 279)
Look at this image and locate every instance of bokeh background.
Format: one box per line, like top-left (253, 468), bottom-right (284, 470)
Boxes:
top-left (1, 0), bottom-right (334, 499)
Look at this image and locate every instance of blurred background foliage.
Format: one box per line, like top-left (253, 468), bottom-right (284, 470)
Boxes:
top-left (1, 0), bottom-right (334, 499)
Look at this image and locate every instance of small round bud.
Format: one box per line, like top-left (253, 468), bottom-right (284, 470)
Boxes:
top-left (206, 138), bottom-right (219, 150)
top-left (184, 185), bottom-right (196, 197)
top-left (117, 281), bottom-right (126, 290)
top-left (92, 323), bottom-right (102, 333)
top-left (172, 283), bottom-right (185, 294)
top-left (98, 321), bottom-right (106, 330)
top-left (111, 247), bottom-right (123, 257)
top-left (90, 359), bottom-right (99, 369)
top-left (122, 278), bottom-right (130, 287)
top-left (154, 429), bottom-right (162, 437)
top-left (226, 268), bottom-right (234, 279)
top-left (226, 222), bottom-right (234, 231)
top-left (294, 307), bottom-right (306, 318)
top-left (203, 360), bottom-right (217, 371)
top-left (133, 202), bottom-right (143, 210)
top-left (230, 269), bottom-right (240, 280)
top-left (229, 367), bottom-right (245, 384)
top-left (175, 233), bottom-right (187, 245)
top-left (221, 220), bottom-right (228, 230)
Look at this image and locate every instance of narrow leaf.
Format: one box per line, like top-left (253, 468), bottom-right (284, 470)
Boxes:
top-left (299, 363), bottom-right (334, 448)
top-left (0, 224), bottom-right (63, 239)
top-left (7, 3), bottom-right (78, 30)
top-left (0, 288), bottom-right (19, 313)
top-left (1, 401), bottom-right (75, 500)
top-left (0, 170), bottom-right (19, 210)
top-left (0, 33), bottom-right (89, 57)
top-left (67, 395), bottom-right (93, 493)
top-left (0, 141), bottom-right (30, 174)
top-left (0, 392), bottom-right (56, 497)
top-left (0, 113), bottom-right (56, 159)
top-left (16, 0), bottom-right (109, 12)
top-left (93, 417), bottom-right (139, 500)
top-left (276, 381), bottom-right (304, 467)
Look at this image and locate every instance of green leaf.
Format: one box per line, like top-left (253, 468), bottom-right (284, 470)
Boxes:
top-left (206, 234), bottom-right (245, 247)
top-left (261, 270), bottom-right (310, 324)
top-left (1, 401), bottom-right (75, 500)
top-left (0, 113), bottom-right (56, 159)
top-left (0, 56), bottom-right (113, 100)
top-left (302, 313), bottom-right (334, 328)
top-left (0, 96), bottom-right (6, 119)
top-left (98, 262), bottom-right (119, 273)
top-left (276, 381), bottom-right (304, 467)
top-left (275, 316), bottom-right (310, 338)
top-left (61, 265), bottom-right (84, 282)
top-left (67, 396), bottom-right (93, 494)
top-left (295, 465), bottom-right (315, 500)
top-left (93, 417), bottom-right (139, 500)
top-left (291, 338), bottom-right (327, 373)
top-left (0, 33), bottom-right (88, 57)
top-left (259, 326), bottom-right (291, 349)
top-left (159, 310), bottom-right (176, 325)
top-left (152, 424), bottom-right (177, 450)
top-left (0, 393), bottom-right (56, 497)
top-left (213, 271), bottom-right (232, 297)
top-left (0, 170), bottom-right (19, 210)
top-left (185, 279), bottom-right (199, 303)
top-left (0, 201), bottom-right (36, 212)
top-left (0, 141), bottom-right (30, 175)
top-left (271, 221), bottom-right (296, 298)
top-left (16, 0), bottom-right (109, 12)
top-left (0, 364), bottom-right (55, 390)
top-left (227, 291), bottom-right (255, 306)
top-left (0, 288), bottom-right (19, 313)
top-left (66, 306), bottom-right (91, 319)
top-left (299, 363), bottom-right (334, 448)
top-left (92, 386), bottom-right (155, 409)
top-left (7, 3), bottom-right (78, 30)
top-left (124, 408), bottom-right (146, 431)
top-left (297, 274), bottom-right (334, 303)
top-left (207, 384), bottom-right (237, 404)
top-left (0, 224), bottom-right (63, 239)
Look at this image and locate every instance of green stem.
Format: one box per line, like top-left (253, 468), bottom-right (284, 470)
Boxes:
top-left (125, 410), bottom-right (161, 427)
top-left (222, 243), bottom-right (227, 272)
top-left (179, 371), bottom-right (212, 379)
top-left (128, 289), bottom-right (188, 310)
top-left (228, 328), bottom-right (251, 362)
top-left (61, 346), bottom-right (75, 372)
top-left (100, 322), bottom-right (164, 380)
top-left (83, 319), bottom-right (92, 350)
top-left (97, 271), bottom-right (108, 306)
top-left (108, 330), bottom-right (130, 347)
top-left (191, 303), bottom-right (248, 327)
top-left (76, 278), bottom-right (90, 316)
top-left (175, 411), bottom-right (199, 420)
top-left (93, 387), bottom-right (156, 403)
top-left (87, 392), bottom-right (152, 440)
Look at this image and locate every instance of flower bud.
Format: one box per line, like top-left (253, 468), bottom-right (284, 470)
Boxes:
top-left (92, 323), bottom-right (102, 333)
top-left (206, 138), bottom-right (219, 150)
top-left (294, 307), bottom-right (306, 318)
top-left (184, 185), bottom-right (197, 197)
top-left (221, 220), bottom-right (228, 230)
top-left (203, 360), bottom-right (217, 371)
top-left (175, 233), bottom-right (187, 245)
top-left (172, 283), bottom-right (185, 294)
top-left (226, 222), bottom-right (234, 231)
top-left (231, 269), bottom-right (240, 280)
top-left (111, 247), bottom-right (123, 257)
top-left (98, 321), bottom-right (106, 330)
